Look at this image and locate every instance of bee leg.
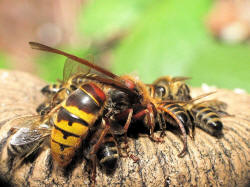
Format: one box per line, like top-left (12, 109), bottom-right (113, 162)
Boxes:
top-left (114, 109), bottom-right (142, 161)
top-left (114, 109), bottom-right (133, 150)
top-left (147, 104), bottom-right (164, 142)
top-left (122, 109), bottom-right (133, 151)
top-left (112, 132), bottom-right (139, 162)
top-left (185, 110), bottom-right (195, 140)
top-left (158, 106), bottom-right (188, 157)
top-left (90, 119), bottom-right (110, 156)
top-left (114, 108), bottom-right (133, 132)
top-left (133, 104), bottom-right (164, 142)
top-left (88, 119), bottom-right (110, 185)
top-left (122, 109), bottom-right (133, 132)
top-left (111, 135), bottom-right (139, 162)
top-left (190, 120), bottom-right (196, 140)
top-left (89, 154), bottom-right (97, 186)
top-left (111, 133), bottom-right (127, 157)
top-left (158, 113), bottom-right (167, 137)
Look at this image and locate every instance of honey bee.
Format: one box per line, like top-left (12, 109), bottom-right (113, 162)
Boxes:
top-left (186, 99), bottom-right (228, 137)
top-left (138, 76), bottom-right (193, 156)
top-left (40, 83), bottom-right (63, 98)
top-left (4, 116), bottom-right (51, 167)
top-left (36, 81), bottom-right (63, 115)
top-left (147, 75), bottom-right (228, 155)
top-left (153, 86), bottom-right (225, 138)
top-left (36, 101), bottom-right (53, 115)
top-left (156, 93), bottom-right (213, 135)
top-left (84, 121), bottom-right (119, 176)
top-left (151, 94), bottom-right (216, 157)
top-left (150, 75), bottom-right (229, 137)
top-left (149, 76), bottom-right (192, 101)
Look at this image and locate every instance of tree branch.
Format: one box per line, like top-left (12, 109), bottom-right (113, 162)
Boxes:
top-left (0, 70), bottom-right (249, 187)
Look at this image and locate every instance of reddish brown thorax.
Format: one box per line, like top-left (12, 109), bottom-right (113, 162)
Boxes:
top-left (124, 79), bottom-right (136, 90)
top-left (84, 83), bottom-right (106, 104)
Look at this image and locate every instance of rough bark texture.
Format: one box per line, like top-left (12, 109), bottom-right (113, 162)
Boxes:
top-left (0, 70), bottom-right (249, 187)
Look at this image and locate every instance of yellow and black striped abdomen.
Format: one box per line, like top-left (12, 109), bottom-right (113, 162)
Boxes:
top-left (51, 83), bottom-right (106, 166)
top-left (191, 105), bottom-right (223, 136)
top-left (97, 135), bottom-right (119, 172)
top-left (84, 125), bottom-right (119, 172)
top-left (163, 103), bottom-right (189, 125)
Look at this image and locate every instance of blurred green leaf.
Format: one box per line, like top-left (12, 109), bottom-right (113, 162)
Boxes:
top-left (0, 52), bottom-right (10, 69)
top-left (41, 0), bottom-right (250, 92)
top-left (36, 46), bottom-right (92, 82)
top-left (36, 54), bottom-right (65, 82)
top-left (112, 1), bottom-right (211, 78)
top-left (79, 0), bottom-right (155, 39)
top-left (107, 0), bottom-right (250, 92)
top-left (188, 42), bottom-right (250, 90)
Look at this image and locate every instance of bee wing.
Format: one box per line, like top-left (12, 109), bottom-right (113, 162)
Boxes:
top-left (171, 76), bottom-right (191, 83)
top-left (10, 127), bottom-right (50, 146)
top-left (63, 56), bottom-right (92, 83)
top-left (8, 115), bottom-right (43, 129)
top-left (9, 126), bottom-right (51, 168)
top-left (29, 42), bottom-right (119, 79)
top-left (158, 91), bottom-right (217, 105)
top-left (196, 99), bottom-right (231, 117)
top-left (189, 91), bottom-right (217, 103)
top-left (29, 42), bottom-right (139, 97)
top-left (9, 115), bottom-right (51, 155)
top-left (197, 99), bottom-right (228, 110)
top-left (153, 76), bottom-right (190, 85)
top-left (8, 115), bottom-right (52, 137)
top-left (63, 55), bottom-right (109, 83)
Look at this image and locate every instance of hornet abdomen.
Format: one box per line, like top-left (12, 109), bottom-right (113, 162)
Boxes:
top-left (50, 83), bottom-right (106, 166)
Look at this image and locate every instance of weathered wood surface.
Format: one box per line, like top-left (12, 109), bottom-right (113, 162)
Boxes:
top-left (0, 70), bottom-right (249, 187)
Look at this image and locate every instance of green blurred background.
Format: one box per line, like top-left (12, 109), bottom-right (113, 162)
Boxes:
top-left (0, 0), bottom-right (249, 92)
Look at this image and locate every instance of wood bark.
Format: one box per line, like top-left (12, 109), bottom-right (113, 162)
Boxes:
top-left (0, 70), bottom-right (249, 187)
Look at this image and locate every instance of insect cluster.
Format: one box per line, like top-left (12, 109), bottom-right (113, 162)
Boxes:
top-left (3, 42), bottom-right (229, 184)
